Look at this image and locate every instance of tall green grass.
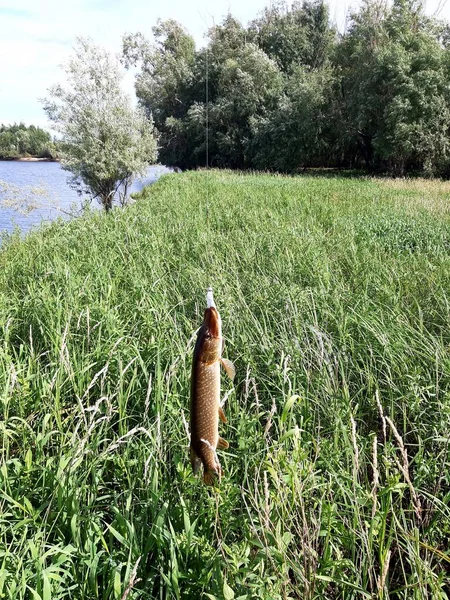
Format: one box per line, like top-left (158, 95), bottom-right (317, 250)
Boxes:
top-left (1, 170), bottom-right (450, 599)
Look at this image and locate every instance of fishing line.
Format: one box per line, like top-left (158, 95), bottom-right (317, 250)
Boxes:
top-left (201, 12), bottom-right (226, 543)
top-left (205, 25), bottom-right (210, 227)
top-left (206, 35), bottom-right (209, 174)
top-left (201, 8), bottom-right (213, 293)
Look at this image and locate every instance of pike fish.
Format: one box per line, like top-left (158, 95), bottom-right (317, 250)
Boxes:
top-left (190, 287), bottom-right (235, 486)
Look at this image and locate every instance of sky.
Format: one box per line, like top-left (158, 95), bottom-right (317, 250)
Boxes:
top-left (0, 0), bottom-right (449, 128)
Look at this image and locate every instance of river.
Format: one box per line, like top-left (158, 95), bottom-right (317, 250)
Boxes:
top-left (0, 161), bottom-right (173, 235)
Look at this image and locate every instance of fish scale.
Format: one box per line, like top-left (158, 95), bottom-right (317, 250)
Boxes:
top-left (190, 288), bottom-right (235, 486)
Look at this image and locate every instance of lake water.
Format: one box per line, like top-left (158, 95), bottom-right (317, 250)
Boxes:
top-left (0, 161), bottom-right (173, 235)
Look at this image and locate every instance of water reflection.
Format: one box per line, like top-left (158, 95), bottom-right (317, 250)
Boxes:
top-left (0, 162), bottom-right (173, 234)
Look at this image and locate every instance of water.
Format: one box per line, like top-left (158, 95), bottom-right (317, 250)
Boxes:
top-left (0, 161), bottom-right (173, 235)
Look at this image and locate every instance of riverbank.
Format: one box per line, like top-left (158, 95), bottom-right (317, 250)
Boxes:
top-left (0, 156), bottom-right (59, 162)
top-left (0, 162), bottom-right (174, 235)
top-left (1, 170), bottom-right (450, 598)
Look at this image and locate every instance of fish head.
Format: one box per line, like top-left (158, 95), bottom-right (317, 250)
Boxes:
top-left (200, 306), bottom-right (222, 362)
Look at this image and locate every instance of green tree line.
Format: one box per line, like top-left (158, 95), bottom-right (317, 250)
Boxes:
top-left (123, 0), bottom-right (450, 176)
top-left (0, 123), bottom-right (58, 159)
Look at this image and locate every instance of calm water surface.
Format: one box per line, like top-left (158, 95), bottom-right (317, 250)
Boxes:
top-left (0, 161), bottom-right (172, 235)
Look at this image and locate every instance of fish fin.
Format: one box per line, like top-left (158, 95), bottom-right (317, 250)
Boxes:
top-left (217, 436), bottom-right (229, 450)
top-left (203, 469), bottom-right (219, 487)
top-left (218, 405), bottom-right (227, 423)
top-left (220, 358), bottom-right (236, 380)
top-left (190, 447), bottom-right (201, 475)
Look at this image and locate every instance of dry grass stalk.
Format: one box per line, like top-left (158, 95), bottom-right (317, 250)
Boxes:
top-left (371, 435), bottom-right (379, 519)
top-left (377, 549), bottom-right (391, 596)
top-left (181, 410), bottom-right (190, 442)
top-left (244, 365), bottom-right (251, 402)
top-left (263, 470), bottom-right (270, 530)
top-left (120, 557), bottom-right (142, 600)
top-left (264, 396), bottom-right (277, 439)
top-left (106, 426), bottom-right (152, 453)
top-left (144, 374), bottom-right (152, 422)
top-left (350, 415), bottom-right (359, 475)
top-left (375, 390), bottom-right (386, 442)
top-left (385, 416), bottom-right (422, 521)
top-left (252, 377), bottom-right (260, 409)
top-left (220, 388), bottom-right (233, 409)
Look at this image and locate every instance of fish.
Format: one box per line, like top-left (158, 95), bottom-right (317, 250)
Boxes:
top-left (190, 287), bottom-right (235, 486)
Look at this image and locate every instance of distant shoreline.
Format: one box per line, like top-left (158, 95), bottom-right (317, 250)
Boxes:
top-left (0, 157), bottom-right (59, 162)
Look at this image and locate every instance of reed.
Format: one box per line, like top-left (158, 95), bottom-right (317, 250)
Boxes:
top-left (1, 170), bottom-right (449, 598)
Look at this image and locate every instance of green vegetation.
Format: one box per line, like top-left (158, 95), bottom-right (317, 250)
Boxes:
top-left (0, 123), bottom-right (58, 160)
top-left (123, 0), bottom-right (450, 176)
top-left (1, 171), bottom-right (450, 598)
top-left (42, 38), bottom-right (157, 211)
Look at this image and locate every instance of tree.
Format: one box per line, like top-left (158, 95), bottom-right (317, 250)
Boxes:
top-left (0, 123), bottom-right (57, 159)
top-left (205, 38), bottom-right (283, 168)
top-left (249, 1), bottom-right (335, 72)
top-left (42, 38), bottom-right (157, 211)
top-left (334, 0), bottom-right (390, 168)
top-left (372, 0), bottom-right (450, 175)
top-left (123, 16), bottom-right (283, 169)
top-left (335, 0), bottom-right (450, 174)
top-left (121, 1), bottom-right (450, 176)
top-left (249, 65), bottom-right (336, 171)
top-left (122, 20), bottom-right (196, 168)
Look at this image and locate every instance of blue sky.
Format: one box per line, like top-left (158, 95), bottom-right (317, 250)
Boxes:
top-left (0, 0), bottom-right (448, 129)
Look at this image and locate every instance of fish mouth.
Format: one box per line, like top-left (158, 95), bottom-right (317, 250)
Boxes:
top-left (203, 306), bottom-right (222, 339)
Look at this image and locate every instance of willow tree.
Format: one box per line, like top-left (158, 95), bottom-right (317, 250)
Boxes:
top-left (122, 20), bottom-right (196, 169)
top-left (42, 38), bottom-right (158, 211)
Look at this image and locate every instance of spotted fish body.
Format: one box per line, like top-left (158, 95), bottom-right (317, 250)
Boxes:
top-left (190, 288), bottom-right (235, 486)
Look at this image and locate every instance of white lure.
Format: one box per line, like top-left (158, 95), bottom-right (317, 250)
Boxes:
top-left (206, 286), bottom-right (216, 308)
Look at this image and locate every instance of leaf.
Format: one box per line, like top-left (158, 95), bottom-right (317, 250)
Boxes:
top-left (42, 573), bottom-right (51, 600)
top-left (114, 569), bottom-right (121, 599)
top-left (223, 580), bottom-right (235, 600)
top-left (279, 426), bottom-right (301, 443)
top-left (281, 395), bottom-right (300, 424)
top-left (26, 586), bottom-right (42, 600)
top-left (106, 524), bottom-right (128, 547)
top-left (25, 449), bottom-right (32, 470)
